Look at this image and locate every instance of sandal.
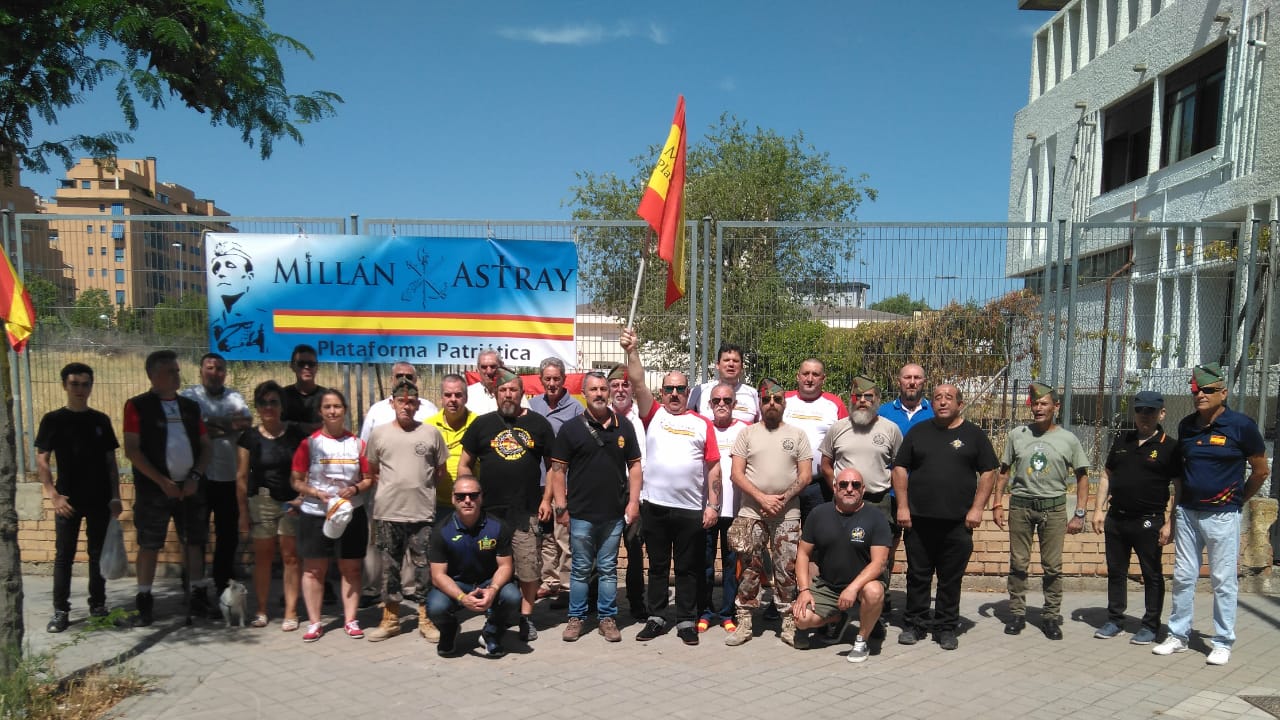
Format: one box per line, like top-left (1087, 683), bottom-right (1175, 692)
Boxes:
top-left (250, 614), bottom-right (269, 628)
top-left (281, 617), bottom-right (300, 632)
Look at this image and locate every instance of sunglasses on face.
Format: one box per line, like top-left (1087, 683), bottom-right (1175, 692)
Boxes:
top-left (760, 394), bottom-right (785, 405)
top-left (453, 491), bottom-right (481, 501)
top-left (852, 392), bottom-right (877, 402)
top-left (255, 399), bottom-right (281, 408)
top-left (661, 385), bottom-right (688, 394)
top-left (293, 360), bottom-right (317, 369)
top-left (393, 373), bottom-right (415, 381)
top-left (836, 481), bottom-right (864, 490)
top-left (1193, 386), bottom-right (1223, 395)
top-left (709, 397), bottom-right (735, 406)
top-left (1134, 407), bottom-right (1159, 414)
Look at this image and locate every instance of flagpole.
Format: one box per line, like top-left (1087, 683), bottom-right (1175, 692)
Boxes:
top-left (626, 255), bottom-right (646, 330)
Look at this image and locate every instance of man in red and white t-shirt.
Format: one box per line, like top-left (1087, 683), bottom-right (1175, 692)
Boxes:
top-left (699, 382), bottom-right (749, 633)
top-left (782, 358), bottom-right (848, 522)
top-left (620, 329), bottom-right (721, 647)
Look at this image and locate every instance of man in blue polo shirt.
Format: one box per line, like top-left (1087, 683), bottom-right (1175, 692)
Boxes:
top-left (1152, 363), bottom-right (1268, 666)
top-left (879, 363), bottom-right (933, 436)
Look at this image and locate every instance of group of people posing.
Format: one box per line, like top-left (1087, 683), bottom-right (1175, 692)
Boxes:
top-left (38, 336), bottom-right (1268, 665)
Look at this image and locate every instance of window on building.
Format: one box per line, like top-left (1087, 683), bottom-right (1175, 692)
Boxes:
top-left (87, 246), bottom-right (94, 256)
top-left (100, 246), bottom-right (106, 256)
top-left (115, 269), bottom-right (125, 283)
top-left (48, 231), bottom-right (58, 245)
top-left (158, 193), bottom-right (169, 205)
top-left (99, 204), bottom-right (106, 212)
top-left (116, 290), bottom-right (125, 305)
top-left (86, 224), bottom-right (94, 234)
top-left (1162, 42), bottom-right (1227, 167)
top-left (110, 203), bottom-right (124, 215)
top-left (115, 248), bottom-right (124, 262)
top-left (80, 180), bottom-right (91, 190)
top-left (111, 223), bottom-right (124, 239)
top-left (1100, 86), bottom-right (1153, 193)
top-left (87, 268), bottom-right (94, 278)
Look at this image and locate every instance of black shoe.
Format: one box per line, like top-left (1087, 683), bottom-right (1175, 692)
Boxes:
top-left (134, 592), bottom-right (154, 627)
top-left (479, 625), bottom-right (507, 658)
top-left (89, 604), bottom-right (109, 618)
top-left (1004, 616), bottom-right (1026, 635)
top-left (763, 602), bottom-right (780, 621)
top-left (677, 626), bottom-right (699, 646)
top-left (937, 630), bottom-right (959, 650)
top-left (518, 615), bottom-right (538, 642)
top-left (189, 588), bottom-right (211, 619)
top-left (46, 611), bottom-right (69, 633)
top-left (1042, 620), bottom-right (1063, 641)
top-left (635, 618), bottom-right (668, 641)
top-left (898, 625), bottom-right (925, 645)
top-left (436, 622), bottom-right (458, 657)
top-left (358, 594), bottom-right (380, 609)
top-left (869, 618), bottom-right (887, 641)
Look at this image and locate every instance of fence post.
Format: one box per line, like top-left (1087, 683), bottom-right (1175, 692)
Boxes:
top-left (701, 216), bottom-right (712, 382)
top-left (687, 219), bottom-right (699, 382)
top-left (1051, 219), bottom-right (1068, 385)
top-left (714, 222), bottom-right (724, 366)
top-left (1257, 220), bottom-right (1278, 431)
top-left (1062, 222), bottom-right (1081, 428)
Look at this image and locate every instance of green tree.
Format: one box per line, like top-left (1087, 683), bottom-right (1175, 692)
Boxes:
top-left (68, 288), bottom-right (112, 328)
top-left (0, 0), bottom-right (342, 179)
top-left (569, 113), bottom-right (876, 367)
top-left (21, 272), bottom-right (58, 328)
top-left (0, 0), bottom-right (340, 675)
top-left (153, 290), bottom-right (207, 339)
top-left (869, 293), bottom-right (931, 316)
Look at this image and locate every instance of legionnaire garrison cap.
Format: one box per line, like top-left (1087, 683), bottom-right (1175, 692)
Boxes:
top-left (1190, 362), bottom-right (1225, 392)
top-left (1132, 390), bottom-right (1164, 409)
top-left (1027, 381), bottom-right (1057, 405)
top-left (495, 366), bottom-right (521, 386)
top-left (850, 375), bottom-right (878, 395)
top-left (607, 364), bottom-right (628, 382)
top-left (757, 377), bottom-right (784, 396)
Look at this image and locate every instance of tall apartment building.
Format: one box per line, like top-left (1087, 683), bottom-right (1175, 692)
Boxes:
top-left (43, 157), bottom-right (230, 308)
top-left (0, 161), bottom-right (71, 300)
top-left (1007, 0), bottom-right (1278, 403)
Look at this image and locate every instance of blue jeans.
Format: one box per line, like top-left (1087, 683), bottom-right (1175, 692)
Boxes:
top-left (425, 579), bottom-right (521, 633)
top-left (700, 516), bottom-right (736, 621)
top-left (1168, 507), bottom-right (1240, 648)
top-left (568, 517), bottom-right (624, 619)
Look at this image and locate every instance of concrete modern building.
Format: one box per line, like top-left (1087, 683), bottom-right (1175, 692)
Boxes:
top-left (1007, 0), bottom-right (1279, 417)
top-left (42, 157), bottom-right (230, 308)
top-left (1, 163), bottom-right (71, 301)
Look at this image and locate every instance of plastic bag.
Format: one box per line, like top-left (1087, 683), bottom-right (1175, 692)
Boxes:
top-left (101, 517), bottom-right (127, 580)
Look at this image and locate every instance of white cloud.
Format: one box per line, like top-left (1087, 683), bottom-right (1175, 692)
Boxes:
top-left (498, 21), bottom-right (669, 46)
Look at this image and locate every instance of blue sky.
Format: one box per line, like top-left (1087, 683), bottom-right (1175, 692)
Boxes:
top-left (24, 1), bottom-right (1051, 223)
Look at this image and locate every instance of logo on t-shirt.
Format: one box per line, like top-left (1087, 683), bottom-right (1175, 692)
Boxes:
top-left (1148, 449), bottom-right (1158, 460)
top-left (1209, 435), bottom-right (1227, 446)
top-left (849, 527), bottom-right (866, 543)
top-left (478, 537), bottom-right (498, 551)
top-left (873, 432), bottom-right (888, 447)
top-left (782, 438), bottom-right (796, 452)
top-left (414, 442), bottom-right (430, 456)
top-left (950, 439), bottom-right (965, 450)
top-left (1029, 450), bottom-right (1048, 474)
top-left (491, 428), bottom-right (534, 460)
top-left (617, 436), bottom-right (625, 449)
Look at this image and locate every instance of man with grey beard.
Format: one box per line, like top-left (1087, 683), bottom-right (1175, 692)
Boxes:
top-left (819, 375), bottom-right (903, 630)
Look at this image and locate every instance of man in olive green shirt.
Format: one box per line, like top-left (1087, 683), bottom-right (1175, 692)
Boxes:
top-left (993, 381), bottom-right (1089, 641)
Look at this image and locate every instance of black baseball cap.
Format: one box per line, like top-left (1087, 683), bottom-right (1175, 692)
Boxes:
top-left (1133, 390), bottom-right (1164, 409)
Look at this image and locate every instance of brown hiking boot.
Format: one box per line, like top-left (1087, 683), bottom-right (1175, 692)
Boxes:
top-left (366, 602), bottom-right (401, 642)
top-left (562, 617), bottom-right (585, 642)
top-left (725, 611), bottom-right (753, 647)
top-left (598, 617), bottom-right (621, 642)
top-left (418, 603), bottom-right (440, 642)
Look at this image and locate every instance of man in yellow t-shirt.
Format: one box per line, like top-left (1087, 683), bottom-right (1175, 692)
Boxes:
top-left (427, 374), bottom-right (477, 519)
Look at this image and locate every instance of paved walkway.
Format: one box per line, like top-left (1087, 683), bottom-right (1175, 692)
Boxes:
top-left (20, 575), bottom-right (1280, 719)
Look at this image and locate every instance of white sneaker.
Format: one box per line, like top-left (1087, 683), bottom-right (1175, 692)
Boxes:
top-left (847, 636), bottom-right (869, 664)
top-left (1152, 636), bottom-right (1188, 656)
top-left (1206, 646), bottom-right (1231, 666)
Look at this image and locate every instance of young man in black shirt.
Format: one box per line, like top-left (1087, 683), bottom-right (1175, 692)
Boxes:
top-left (794, 468), bottom-right (892, 663)
top-left (36, 362), bottom-right (122, 632)
top-left (891, 383), bottom-right (998, 650)
top-left (1091, 390), bottom-right (1180, 645)
top-left (281, 344), bottom-right (325, 434)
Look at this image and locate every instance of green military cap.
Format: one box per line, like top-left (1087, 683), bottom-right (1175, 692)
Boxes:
top-left (1191, 362), bottom-right (1225, 391)
top-left (757, 377), bottom-right (784, 396)
top-left (850, 375), bottom-right (878, 395)
top-left (607, 364), bottom-right (628, 382)
top-left (390, 378), bottom-right (419, 397)
top-left (495, 366), bottom-right (521, 386)
top-left (1027, 381), bottom-right (1058, 403)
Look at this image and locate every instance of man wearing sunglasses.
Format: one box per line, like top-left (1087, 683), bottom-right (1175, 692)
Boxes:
top-left (1091, 390), bottom-right (1180, 646)
top-left (993, 381), bottom-right (1090, 642)
top-left (282, 344), bottom-right (326, 434)
top-left (688, 342), bottom-right (760, 424)
top-left (426, 476), bottom-right (522, 658)
top-left (698, 382), bottom-right (749, 634)
top-left (1153, 363), bottom-right (1267, 666)
top-left (726, 378), bottom-right (812, 648)
top-left (794, 468), bottom-right (891, 663)
top-left (620, 328), bottom-right (721, 646)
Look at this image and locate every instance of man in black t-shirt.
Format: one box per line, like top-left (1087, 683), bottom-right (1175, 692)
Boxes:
top-left (794, 468), bottom-right (891, 663)
top-left (36, 362), bottom-right (122, 633)
top-left (891, 383), bottom-right (998, 651)
top-left (549, 372), bottom-right (642, 643)
top-left (281, 344), bottom-right (325, 434)
top-left (458, 368), bottom-right (555, 642)
top-left (1090, 390), bottom-right (1180, 645)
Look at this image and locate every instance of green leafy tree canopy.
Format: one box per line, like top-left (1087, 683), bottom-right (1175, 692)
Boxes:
top-left (869, 293), bottom-right (931, 316)
top-left (0, 0), bottom-right (343, 178)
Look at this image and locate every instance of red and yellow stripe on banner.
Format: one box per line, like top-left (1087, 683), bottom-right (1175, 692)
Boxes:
top-left (272, 309), bottom-right (573, 340)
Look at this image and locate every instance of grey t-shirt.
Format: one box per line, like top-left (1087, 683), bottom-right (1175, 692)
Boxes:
top-left (1001, 424), bottom-right (1089, 498)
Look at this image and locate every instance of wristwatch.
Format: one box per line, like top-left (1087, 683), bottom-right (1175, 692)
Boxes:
top-left (1074, 508), bottom-right (1086, 519)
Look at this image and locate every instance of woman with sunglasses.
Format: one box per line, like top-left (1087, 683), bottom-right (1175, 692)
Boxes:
top-left (291, 389), bottom-right (374, 642)
top-left (237, 380), bottom-right (309, 630)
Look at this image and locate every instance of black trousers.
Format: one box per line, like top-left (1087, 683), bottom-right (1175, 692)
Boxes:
top-left (903, 516), bottom-right (972, 631)
top-left (202, 481), bottom-right (241, 593)
top-left (1104, 510), bottom-right (1165, 631)
top-left (53, 506), bottom-right (110, 612)
top-left (624, 525), bottom-right (645, 611)
top-left (641, 501), bottom-right (705, 624)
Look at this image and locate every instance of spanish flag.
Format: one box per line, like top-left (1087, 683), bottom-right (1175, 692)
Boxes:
top-left (636, 95), bottom-right (687, 308)
top-left (0, 253), bottom-right (34, 352)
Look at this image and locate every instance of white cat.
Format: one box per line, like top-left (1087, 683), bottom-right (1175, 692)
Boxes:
top-left (219, 580), bottom-right (248, 628)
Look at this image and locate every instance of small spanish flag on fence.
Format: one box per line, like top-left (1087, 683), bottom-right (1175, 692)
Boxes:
top-left (0, 252), bottom-right (34, 352)
top-left (636, 95), bottom-right (687, 309)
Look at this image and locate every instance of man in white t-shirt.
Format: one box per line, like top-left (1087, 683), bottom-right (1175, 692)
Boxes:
top-left (782, 358), bottom-right (848, 522)
top-left (621, 328), bottom-right (721, 646)
top-left (688, 342), bottom-right (759, 423)
top-left (466, 350), bottom-right (530, 415)
top-left (699, 382), bottom-right (748, 633)
top-left (725, 378), bottom-right (812, 648)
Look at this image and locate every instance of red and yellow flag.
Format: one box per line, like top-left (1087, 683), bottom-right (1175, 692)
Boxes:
top-left (636, 95), bottom-right (687, 308)
top-left (0, 253), bottom-right (34, 352)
